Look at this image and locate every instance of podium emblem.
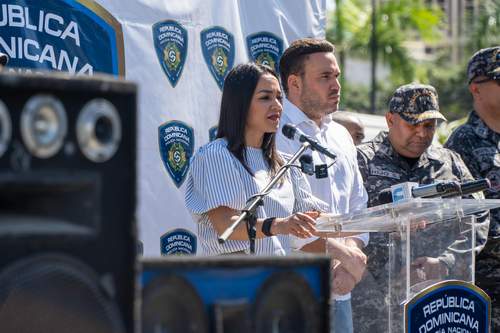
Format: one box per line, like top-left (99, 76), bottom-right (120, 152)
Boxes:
top-left (405, 280), bottom-right (490, 333)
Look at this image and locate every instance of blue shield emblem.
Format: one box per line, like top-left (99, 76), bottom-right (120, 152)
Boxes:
top-left (200, 26), bottom-right (235, 89)
top-left (0, 0), bottom-right (124, 75)
top-left (405, 280), bottom-right (490, 333)
top-left (208, 126), bottom-right (218, 142)
top-left (152, 20), bottom-right (188, 87)
top-left (158, 121), bottom-right (194, 188)
top-left (160, 229), bottom-right (197, 255)
top-left (246, 32), bottom-right (283, 73)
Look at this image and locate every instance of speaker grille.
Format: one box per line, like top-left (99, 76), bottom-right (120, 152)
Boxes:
top-left (254, 271), bottom-right (320, 333)
top-left (0, 254), bottom-right (125, 333)
top-left (142, 274), bottom-right (209, 333)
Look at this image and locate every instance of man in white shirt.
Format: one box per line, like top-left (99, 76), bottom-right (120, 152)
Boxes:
top-left (276, 38), bottom-right (369, 333)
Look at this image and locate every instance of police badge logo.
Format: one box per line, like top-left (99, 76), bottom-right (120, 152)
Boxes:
top-left (1, 0), bottom-right (125, 75)
top-left (160, 228), bottom-right (197, 255)
top-left (208, 126), bottom-right (218, 142)
top-left (200, 26), bottom-right (235, 89)
top-left (246, 32), bottom-right (284, 73)
top-left (158, 121), bottom-right (194, 188)
top-left (405, 280), bottom-right (490, 333)
top-left (152, 20), bottom-right (188, 87)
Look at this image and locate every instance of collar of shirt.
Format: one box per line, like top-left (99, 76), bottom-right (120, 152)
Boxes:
top-left (282, 99), bottom-right (333, 135)
top-left (469, 110), bottom-right (500, 144)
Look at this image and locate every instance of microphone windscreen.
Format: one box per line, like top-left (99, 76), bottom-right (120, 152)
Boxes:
top-left (378, 189), bottom-right (393, 204)
top-left (299, 154), bottom-right (312, 164)
top-left (459, 178), bottom-right (491, 195)
top-left (282, 124), bottom-right (296, 139)
top-left (299, 154), bottom-right (314, 175)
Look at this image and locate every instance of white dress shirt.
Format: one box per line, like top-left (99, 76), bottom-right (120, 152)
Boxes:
top-left (276, 98), bottom-right (369, 300)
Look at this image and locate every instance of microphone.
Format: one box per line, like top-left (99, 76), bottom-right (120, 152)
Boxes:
top-left (282, 124), bottom-right (337, 160)
top-left (299, 154), bottom-right (314, 176)
top-left (378, 179), bottom-right (491, 204)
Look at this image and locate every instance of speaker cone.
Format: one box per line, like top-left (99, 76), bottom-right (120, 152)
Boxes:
top-left (0, 99), bottom-right (11, 158)
top-left (77, 99), bottom-right (121, 162)
top-left (254, 271), bottom-right (321, 333)
top-left (0, 254), bottom-right (125, 333)
top-left (142, 274), bottom-right (209, 333)
top-left (20, 95), bottom-right (67, 158)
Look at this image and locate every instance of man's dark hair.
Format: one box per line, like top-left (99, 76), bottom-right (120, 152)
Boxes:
top-left (217, 62), bottom-right (283, 176)
top-left (279, 38), bottom-right (335, 95)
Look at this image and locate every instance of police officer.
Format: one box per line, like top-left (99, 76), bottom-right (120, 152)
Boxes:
top-left (351, 83), bottom-right (490, 332)
top-left (445, 46), bottom-right (500, 328)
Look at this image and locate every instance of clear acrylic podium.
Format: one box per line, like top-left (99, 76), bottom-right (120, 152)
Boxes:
top-left (316, 198), bottom-right (500, 332)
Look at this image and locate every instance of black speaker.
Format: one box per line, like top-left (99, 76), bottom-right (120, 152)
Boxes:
top-left (0, 71), bottom-right (137, 333)
top-left (141, 255), bottom-right (331, 333)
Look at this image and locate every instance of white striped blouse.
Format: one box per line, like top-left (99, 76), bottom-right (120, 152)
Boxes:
top-left (185, 138), bottom-right (326, 255)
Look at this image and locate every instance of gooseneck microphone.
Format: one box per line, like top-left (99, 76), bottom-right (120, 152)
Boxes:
top-left (378, 178), bottom-right (491, 204)
top-left (282, 124), bottom-right (337, 160)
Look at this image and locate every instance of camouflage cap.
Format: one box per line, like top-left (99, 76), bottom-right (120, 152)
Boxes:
top-left (467, 46), bottom-right (500, 84)
top-left (389, 83), bottom-right (446, 125)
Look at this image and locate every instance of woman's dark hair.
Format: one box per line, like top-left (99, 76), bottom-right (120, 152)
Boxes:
top-left (217, 63), bottom-right (283, 176)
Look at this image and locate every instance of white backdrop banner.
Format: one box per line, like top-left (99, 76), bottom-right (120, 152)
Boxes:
top-left (0, 0), bottom-right (326, 256)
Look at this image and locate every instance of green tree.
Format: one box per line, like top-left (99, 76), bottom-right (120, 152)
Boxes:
top-left (327, 0), bottom-right (444, 84)
top-left (467, 0), bottom-right (500, 53)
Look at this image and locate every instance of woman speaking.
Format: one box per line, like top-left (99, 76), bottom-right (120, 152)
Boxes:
top-left (185, 63), bottom-right (325, 255)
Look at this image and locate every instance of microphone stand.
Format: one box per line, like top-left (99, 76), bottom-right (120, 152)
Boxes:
top-left (218, 142), bottom-right (311, 254)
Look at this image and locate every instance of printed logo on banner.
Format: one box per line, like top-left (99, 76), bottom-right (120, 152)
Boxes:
top-left (158, 120), bottom-right (194, 188)
top-left (405, 280), bottom-right (490, 333)
top-left (160, 229), bottom-right (197, 255)
top-left (209, 126), bottom-right (218, 142)
top-left (200, 26), bottom-right (235, 89)
top-left (152, 20), bottom-right (188, 87)
top-left (246, 31), bottom-right (283, 73)
top-left (0, 1), bottom-right (124, 75)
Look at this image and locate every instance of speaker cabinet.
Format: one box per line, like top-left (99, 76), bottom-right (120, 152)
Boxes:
top-left (0, 71), bottom-right (137, 333)
top-left (141, 255), bottom-right (331, 333)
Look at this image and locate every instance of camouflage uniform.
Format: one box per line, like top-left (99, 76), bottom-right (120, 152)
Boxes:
top-left (351, 84), bottom-right (490, 333)
top-left (444, 46), bottom-right (500, 329)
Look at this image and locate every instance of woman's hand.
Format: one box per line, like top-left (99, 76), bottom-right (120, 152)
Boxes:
top-left (272, 212), bottom-right (318, 238)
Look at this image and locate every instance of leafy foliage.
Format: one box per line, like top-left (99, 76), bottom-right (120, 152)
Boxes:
top-left (327, 0), bottom-right (499, 120)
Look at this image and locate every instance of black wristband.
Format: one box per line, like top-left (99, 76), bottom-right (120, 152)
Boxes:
top-left (262, 217), bottom-right (276, 237)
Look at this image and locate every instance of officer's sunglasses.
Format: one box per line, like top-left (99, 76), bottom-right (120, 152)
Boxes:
top-left (473, 73), bottom-right (500, 86)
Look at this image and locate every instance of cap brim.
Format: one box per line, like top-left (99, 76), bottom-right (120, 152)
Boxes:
top-left (400, 110), bottom-right (447, 124)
